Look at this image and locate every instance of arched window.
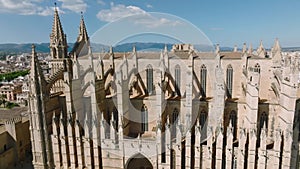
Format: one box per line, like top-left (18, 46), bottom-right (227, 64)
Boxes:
top-left (146, 65), bottom-right (153, 95)
top-left (260, 112), bottom-right (268, 129)
top-left (175, 65), bottom-right (181, 94)
top-left (171, 108), bottom-right (179, 138)
top-left (226, 65), bottom-right (233, 98)
top-left (141, 105), bottom-right (148, 132)
top-left (172, 108), bottom-right (179, 124)
top-left (200, 65), bottom-right (207, 97)
top-left (229, 110), bottom-right (237, 139)
top-left (199, 110), bottom-right (207, 127)
top-left (254, 63), bottom-right (260, 73)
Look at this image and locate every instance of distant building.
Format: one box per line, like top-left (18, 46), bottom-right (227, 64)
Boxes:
top-left (28, 7), bottom-right (300, 169)
top-left (16, 79), bottom-right (29, 105)
top-left (0, 107), bottom-right (31, 169)
top-left (0, 83), bottom-right (22, 101)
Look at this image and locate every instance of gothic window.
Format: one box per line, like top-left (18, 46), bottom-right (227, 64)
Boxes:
top-left (171, 108), bottom-right (179, 138)
top-left (146, 65), bottom-right (153, 95)
top-left (226, 65), bottom-right (233, 98)
top-left (141, 105), bottom-right (148, 132)
top-left (172, 108), bottom-right (179, 124)
top-left (200, 64), bottom-right (207, 97)
top-left (229, 110), bottom-right (237, 139)
top-left (199, 110), bottom-right (207, 127)
top-left (254, 63), bottom-right (260, 73)
top-left (175, 65), bottom-right (181, 94)
top-left (260, 112), bottom-right (268, 129)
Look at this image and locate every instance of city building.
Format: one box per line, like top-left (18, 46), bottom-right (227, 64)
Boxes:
top-left (28, 8), bottom-right (300, 169)
top-left (0, 83), bottom-right (22, 101)
top-left (0, 107), bottom-right (31, 169)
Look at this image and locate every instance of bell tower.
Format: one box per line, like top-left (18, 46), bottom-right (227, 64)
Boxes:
top-left (49, 3), bottom-right (72, 93)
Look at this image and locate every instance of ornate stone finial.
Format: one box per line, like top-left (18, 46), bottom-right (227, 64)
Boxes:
top-left (31, 44), bottom-right (36, 54)
top-left (257, 40), bottom-right (265, 57)
top-left (164, 44), bottom-right (168, 53)
top-left (109, 46), bottom-right (113, 54)
top-left (77, 11), bottom-right (88, 42)
top-left (233, 45), bottom-right (238, 52)
top-left (248, 43), bottom-right (253, 55)
top-left (160, 50), bottom-right (164, 61)
top-left (273, 38), bottom-right (281, 52)
top-left (242, 43), bottom-right (247, 53)
top-left (123, 53), bottom-right (126, 61)
top-left (132, 45), bottom-right (136, 53)
top-left (215, 44), bottom-right (220, 54)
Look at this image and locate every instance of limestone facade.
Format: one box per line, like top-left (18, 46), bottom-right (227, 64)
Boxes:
top-left (28, 9), bottom-right (300, 169)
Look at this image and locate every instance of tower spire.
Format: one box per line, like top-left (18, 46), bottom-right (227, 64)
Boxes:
top-left (257, 40), bottom-right (265, 58)
top-left (272, 38), bottom-right (281, 52)
top-left (77, 11), bottom-right (89, 42)
top-left (50, 3), bottom-right (68, 59)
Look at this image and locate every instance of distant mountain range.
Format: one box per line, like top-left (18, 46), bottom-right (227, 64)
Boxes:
top-left (0, 43), bottom-right (299, 55)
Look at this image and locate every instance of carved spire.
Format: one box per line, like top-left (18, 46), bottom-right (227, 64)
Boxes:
top-left (77, 12), bottom-right (89, 42)
top-left (248, 43), bottom-right (253, 55)
top-left (51, 6), bottom-right (65, 43)
top-left (164, 44), bottom-right (168, 54)
top-left (131, 45), bottom-right (138, 69)
top-left (215, 44), bottom-right (220, 54)
top-left (123, 52), bottom-right (126, 61)
top-left (242, 43), bottom-right (247, 53)
top-left (233, 45), bottom-right (238, 52)
top-left (160, 50), bottom-right (164, 62)
top-left (273, 38), bottom-right (281, 52)
top-left (50, 3), bottom-right (67, 59)
top-left (132, 45), bottom-right (137, 55)
top-left (31, 44), bottom-right (45, 84)
top-left (257, 40), bottom-right (265, 58)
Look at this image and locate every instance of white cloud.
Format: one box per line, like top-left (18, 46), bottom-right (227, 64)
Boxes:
top-left (0, 0), bottom-right (85, 16)
top-left (58, 0), bottom-right (87, 13)
top-left (0, 0), bottom-right (40, 15)
top-left (146, 4), bottom-right (153, 8)
top-left (97, 4), bottom-right (147, 22)
top-left (97, 0), bottom-right (105, 6)
top-left (96, 4), bottom-right (181, 28)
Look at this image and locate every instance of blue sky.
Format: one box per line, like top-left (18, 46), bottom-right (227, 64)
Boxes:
top-left (0, 0), bottom-right (300, 48)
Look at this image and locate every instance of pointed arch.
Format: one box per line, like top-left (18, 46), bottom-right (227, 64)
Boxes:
top-left (200, 64), bottom-right (207, 97)
top-left (125, 153), bottom-right (153, 169)
top-left (226, 64), bottom-right (233, 98)
top-left (260, 112), bottom-right (268, 129)
top-left (199, 110), bottom-right (207, 127)
top-left (258, 111), bottom-right (268, 137)
top-left (146, 65), bottom-right (153, 95)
